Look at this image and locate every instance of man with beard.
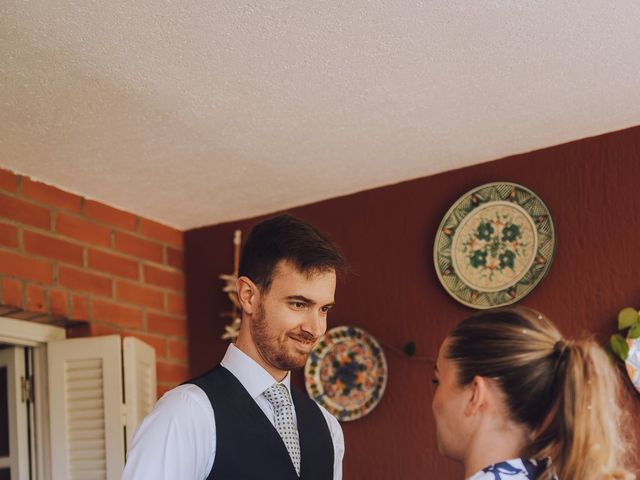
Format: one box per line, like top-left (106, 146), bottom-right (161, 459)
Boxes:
top-left (123, 214), bottom-right (346, 480)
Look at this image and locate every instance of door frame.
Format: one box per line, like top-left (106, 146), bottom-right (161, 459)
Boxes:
top-left (0, 317), bottom-right (65, 347)
top-left (0, 317), bottom-right (66, 480)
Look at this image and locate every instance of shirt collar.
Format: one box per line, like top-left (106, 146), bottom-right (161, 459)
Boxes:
top-left (466, 458), bottom-right (532, 480)
top-left (220, 343), bottom-right (292, 400)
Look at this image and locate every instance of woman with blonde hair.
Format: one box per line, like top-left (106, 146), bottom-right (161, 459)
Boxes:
top-left (432, 307), bottom-right (635, 480)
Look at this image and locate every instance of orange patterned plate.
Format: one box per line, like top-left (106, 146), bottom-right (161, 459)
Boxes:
top-left (304, 326), bottom-right (387, 422)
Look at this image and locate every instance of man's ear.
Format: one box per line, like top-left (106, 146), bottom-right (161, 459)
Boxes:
top-left (464, 375), bottom-right (488, 417)
top-left (236, 276), bottom-right (259, 314)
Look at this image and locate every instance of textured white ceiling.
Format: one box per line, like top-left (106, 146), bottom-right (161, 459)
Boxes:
top-left (1, 1), bottom-right (640, 229)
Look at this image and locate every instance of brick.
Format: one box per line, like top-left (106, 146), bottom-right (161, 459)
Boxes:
top-left (90, 323), bottom-right (120, 336)
top-left (58, 266), bottom-right (112, 297)
top-left (71, 294), bottom-right (89, 320)
top-left (0, 223), bottom-right (18, 248)
top-left (143, 265), bottom-right (184, 291)
top-left (116, 281), bottom-right (164, 310)
top-left (147, 312), bottom-right (187, 336)
top-left (92, 299), bottom-right (143, 329)
top-left (167, 338), bottom-right (188, 362)
top-left (26, 284), bottom-right (46, 312)
top-left (88, 249), bottom-right (139, 280)
top-left (115, 232), bottom-right (163, 263)
top-left (0, 170), bottom-right (18, 192)
top-left (139, 218), bottom-right (182, 247)
top-left (22, 177), bottom-right (82, 212)
top-left (24, 231), bottom-right (84, 265)
top-left (0, 193), bottom-right (51, 230)
top-left (49, 289), bottom-right (68, 316)
top-left (85, 200), bottom-right (137, 231)
top-left (122, 331), bottom-right (167, 357)
top-left (166, 293), bottom-right (185, 315)
top-left (156, 361), bottom-right (189, 385)
top-left (0, 250), bottom-right (53, 284)
top-left (1, 278), bottom-right (22, 307)
top-left (166, 247), bottom-right (183, 269)
top-left (56, 213), bottom-right (111, 247)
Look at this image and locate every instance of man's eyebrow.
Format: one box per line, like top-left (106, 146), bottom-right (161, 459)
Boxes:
top-left (285, 295), bottom-right (314, 303)
top-left (284, 295), bottom-right (335, 308)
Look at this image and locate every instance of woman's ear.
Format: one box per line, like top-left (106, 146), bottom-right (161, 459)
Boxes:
top-left (236, 276), bottom-right (259, 314)
top-left (464, 375), bottom-right (488, 416)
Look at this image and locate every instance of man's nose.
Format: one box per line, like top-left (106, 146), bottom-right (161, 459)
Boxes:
top-left (303, 310), bottom-right (326, 339)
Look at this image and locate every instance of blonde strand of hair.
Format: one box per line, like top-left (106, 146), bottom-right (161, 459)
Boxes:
top-left (547, 340), bottom-right (634, 480)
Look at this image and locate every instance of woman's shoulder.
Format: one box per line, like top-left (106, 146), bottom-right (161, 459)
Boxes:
top-left (467, 458), bottom-right (550, 480)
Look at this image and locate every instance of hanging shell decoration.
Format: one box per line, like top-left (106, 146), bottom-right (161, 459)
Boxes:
top-left (221, 316), bottom-right (242, 341)
top-left (220, 273), bottom-right (241, 309)
top-left (220, 230), bottom-right (242, 341)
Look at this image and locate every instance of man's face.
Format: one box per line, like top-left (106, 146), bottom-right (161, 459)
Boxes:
top-left (251, 260), bottom-right (336, 372)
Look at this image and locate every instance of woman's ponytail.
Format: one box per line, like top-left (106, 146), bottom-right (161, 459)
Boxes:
top-left (533, 340), bottom-right (634, 480)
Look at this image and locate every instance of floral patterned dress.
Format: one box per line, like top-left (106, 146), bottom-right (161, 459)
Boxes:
top-left (467, 458), bottom-right (550, 480)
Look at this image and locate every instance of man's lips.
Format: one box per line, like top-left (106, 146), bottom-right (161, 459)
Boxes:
top-left (288, 334), bottom-right (317, 350)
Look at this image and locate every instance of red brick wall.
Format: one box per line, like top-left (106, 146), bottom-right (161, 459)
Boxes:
top-left (0, 168), bottom-right (188, 396)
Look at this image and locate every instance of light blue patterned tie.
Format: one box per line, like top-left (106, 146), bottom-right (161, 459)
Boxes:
top-left (263, 383), bottom-right (301, 475)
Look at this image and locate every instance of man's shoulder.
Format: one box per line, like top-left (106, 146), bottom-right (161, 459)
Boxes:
top-left (130, 383), bottom-right (215, 442)
top-left (123, 381), bottom-right (216, 479)
top-left (156, 383), bottom-right (212, 414)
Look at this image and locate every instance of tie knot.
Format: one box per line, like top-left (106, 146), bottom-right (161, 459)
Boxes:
top-left (263, 383), bottom-right (291, 409)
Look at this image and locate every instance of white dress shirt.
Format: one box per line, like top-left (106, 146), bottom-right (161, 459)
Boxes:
top-left (122, 344), bottom-right (345, 480)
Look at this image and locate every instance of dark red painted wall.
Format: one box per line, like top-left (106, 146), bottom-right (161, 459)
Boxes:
top-left (185, 126), bottom-right (640, 479)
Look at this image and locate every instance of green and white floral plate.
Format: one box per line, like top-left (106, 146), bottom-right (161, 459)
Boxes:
top-left (434, 182), bottom-right (556, 309)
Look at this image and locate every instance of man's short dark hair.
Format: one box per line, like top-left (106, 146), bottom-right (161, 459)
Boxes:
top-left (238, 214), bottom-right (345, 292)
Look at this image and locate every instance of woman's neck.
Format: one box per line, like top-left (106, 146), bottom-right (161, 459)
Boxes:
top-left (463, 420), bottom-right (529, 479)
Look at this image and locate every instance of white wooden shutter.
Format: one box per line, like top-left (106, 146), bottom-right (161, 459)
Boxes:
top-left (48, 335), bottom-right (124, 480)
top-left (122, 336), bottom-right (156, 451)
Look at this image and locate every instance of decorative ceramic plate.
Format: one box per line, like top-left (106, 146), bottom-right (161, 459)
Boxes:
top-left (434, 182), bottom-right (556, 309)
top-left (626, 337), bottom-right (640, 393)
top-left (304, 326), bottom-right (387, 422)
